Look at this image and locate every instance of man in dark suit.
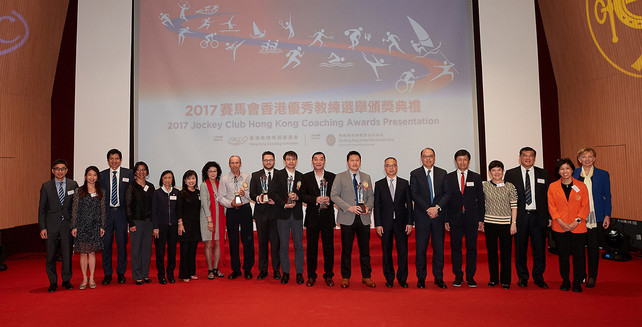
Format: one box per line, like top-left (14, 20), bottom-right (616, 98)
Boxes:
top-left (504, 147), bottom-right (550, 289)
top-left (299, 152), bottom-right (336, 287)
top-left (269, 150), bottom-right (305, 285)
top-left (410, 147), bottom-right (450, 289)
top-left (39, 159), bottom-right (79, 292)
top-left (250, 151), bottom-right (281, 281)
top-left (99, 148), bottom-right (133, 285)
top-left (444, 149), bottom-right (485, 288)
top-left (374, 157), bottom-right (413, 288)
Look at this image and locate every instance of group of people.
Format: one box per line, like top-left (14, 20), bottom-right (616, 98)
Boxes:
top-left (38, 146), bottom-right (611, 293)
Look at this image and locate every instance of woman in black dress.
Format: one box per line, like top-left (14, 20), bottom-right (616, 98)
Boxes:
top-left (178, 170), bottom-right (202, 282)
top-left (71, 166), bottom-right (106, 290)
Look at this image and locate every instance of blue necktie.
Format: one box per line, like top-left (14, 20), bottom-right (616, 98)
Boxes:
top-left (427, 170), bottom-right (433, 204)
top-left (111, 171), bottom-right (118, 206)
top-left (58, 181), bottom-right (65, 205)
top-left (352, 173), bottom-right (358, 205)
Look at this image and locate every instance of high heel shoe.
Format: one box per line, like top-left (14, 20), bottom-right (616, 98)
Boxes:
top-left (213, 269), bottom-right (224, 277)
top-left (208, 270), bottom-right (215, 280)
top-left (89, 282), bottom-right (96, 289)
top-left (79, 282), bottom-right (87, 290)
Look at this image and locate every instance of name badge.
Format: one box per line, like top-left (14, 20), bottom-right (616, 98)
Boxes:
top-left (466, 182), bottom-right (474, 187)
top-left (572, 185), bottom-right (580, 193)
top-left (169, 195), bottom-right (177, 201)
top-left (67, 190), bottom-right (74, 195)
top-left (198, 196), bottom-right (201, 201)
top-left (122, 177), bottom-right (130, 182)
top-left (537, 178), bottom-right (545, 184)
top-left (496, 183), bottom-right (505, 187)
top-left (143, 185), bottom-right (149, 192)
top-left (90, 192), bottom-right (97, 197)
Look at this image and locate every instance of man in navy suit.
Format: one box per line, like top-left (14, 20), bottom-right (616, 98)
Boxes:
top-left (38, 159), bottom-right (78, 292)
top-left (444, 149), bottom-right (485, 288)
top-left (99, 148), bottom-right (133, 285)
top-left (410, 147), bottom-right (450, 289)
top-left (374, 157), bottom-right (413, 288)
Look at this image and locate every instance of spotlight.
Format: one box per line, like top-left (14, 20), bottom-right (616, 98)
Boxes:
top-left (602, 228), bottom-right (632, 262)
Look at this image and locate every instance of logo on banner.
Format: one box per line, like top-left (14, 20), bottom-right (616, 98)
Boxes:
top-left (228, 136), bottom-right (248, 146)
top-left (587, 0), bottom-right (642, 77)
top-left (0, 10), bottom-right (29, 56)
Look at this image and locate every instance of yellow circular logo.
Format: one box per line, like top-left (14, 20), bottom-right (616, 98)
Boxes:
top-left (586, 0), bottom-right (642, 77)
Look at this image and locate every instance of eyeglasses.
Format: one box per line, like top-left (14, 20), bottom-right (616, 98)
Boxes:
top-left (52, 167), bottom-right (67, 171)
top-left (421, 155), bottom-right (435, 159)
top-left (384, 164), bottom-right (397, 168)
top-left (262, 159), bottom-right (274, 162)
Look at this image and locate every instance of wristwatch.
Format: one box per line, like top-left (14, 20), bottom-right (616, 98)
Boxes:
top-left (436, 205), bottom-right (441, 212)
top-left (575, 218), bottom-right (581, 223)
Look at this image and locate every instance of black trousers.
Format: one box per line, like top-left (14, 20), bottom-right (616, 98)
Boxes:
top-left (45, 223), bottom-right (73, 284)
top-left (178, 240), bottom-right (198, 279)
top-left (586, 225), bottom-right (605, 279)
top-left (484, 223), bottom-right (512, 284)
top-left (449, 222), bottom-right (478, 280)
top-left (381, 222), bottom-right (408, 283)
top-left (340, 216), bottom-right (371, 278)
top-left (415, 216), bottom-right (445, 281)
top-left (306, 226), bottom-right (334, 279)
top-left (255, 217), bottom-right (280, 273)
top-left (102, 207), bottom-right (128, 276)
top-left (154, 224), bottom-right (178, 279)
top-left (514, 211), bottom-right (546, 282)
top-left (555, 231), bottom-right (586, 283)
top-left (226, 204), bottom-right (254, 273)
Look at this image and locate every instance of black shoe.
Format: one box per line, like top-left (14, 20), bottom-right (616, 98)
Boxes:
top-left (488, 281), bottom-right (498, 287)
top-left (135, 280), bottom-right (144, 285)
top-left (273, 271), bottom-right (281, 280)
top-left (517, 279), bottom-right (528, 288)
top-left (62, 280), bottom-right (73, 290)
top-left (325, 278), bottom-right (334, 287)
top-left (453, 278), bottom-right (463, 287)
top-left (306, 277), bottom-right (316, 287)
top-left (385, 281), bottom-right (394, 288)
top-left (168, 276), bottom-right (176, 283)
top-left (296, 273), bottom-right (304, 285)
top-left (207, 270), bottom-right (215, 280)
top-left (399, 281), bottom-right (408, 288)
top-left (534, 280), bottom-right (549, 289)
top-left (143, 278), bottom-right (152, 284)
top-left (502, 283), bottom-right (510, 289)
top-left (417, 279), bottom-right (426, 289)
top-left (244, 271), bottom-right (253, 280)
top-left (213, 269), bottom-right (224, 278)
top-left (560, 280), bottom-right (571, 291)
top-left (228, 271), bottom-right (241, 280)
top-left (117, 274), bottom-right (126, 284)
top-left (466, 279), bottom-right (477, 288)
top-left (281, 273), bottom-right (290, 284)
top-left (585, 277), bottom-right (596, 288)
top-left (435, 280), bottom-right (447, 289)
top-left (102, 275), bottom-right (112, 285)
top-left (159, 278), bottom-right (167, 285)
top-left (48, 283), bottom-right (57, 293)
top-left (572, 282), bottom-right (582, 293)
top-left (257, 271), bottom-right (268, 280)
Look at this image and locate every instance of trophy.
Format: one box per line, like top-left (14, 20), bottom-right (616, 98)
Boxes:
top-left (260, 175), bottom-right (269, 203)
top-left (286, 176), bottom-right (294, 205)
top-left (356, 182), bottom-right (366, 213)
top-left (319, 178), bottom-right (328, 209)
top-left (233, 176), bottom-right (243, 206)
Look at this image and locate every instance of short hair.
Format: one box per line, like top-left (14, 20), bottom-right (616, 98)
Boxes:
top-left (158, 170), bottom-right (176, 187)
top-left (134, 161), bottom-right (149, 177)
top-left (554, 158), bottom-right (575, 179)
top-left (51, 159), bottom-right (68, 169)
top-left (420, 147), bottom-right (435, 157)
top-left (229, 155), bottom-right (241, 163)
top-left (262, 151), bottom-right (275, 160)
top-left (346, 150), bottom-right (361, 161)
top-left (454, 149), bottom-right (471, 160)
top-left (106, 149), bottom-right (122, 160)
top-left (519, 147), bottom-right (537, 156)
top-left (181, 170), bottom-right (198, 191)
top-left (283, 150), bottom-right (298, 160)
top-left (201, 161), bottom-right (223, 182)
top-left (384, 157), bottom-right (397, 163)
top-left (488, 160), bottom-right (504, 171)
top-left (577, 147), bottom-right (597, 160)
top-left (311, 151), bottom-right (325, 160)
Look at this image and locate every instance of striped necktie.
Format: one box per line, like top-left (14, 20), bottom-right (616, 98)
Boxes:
top-left (111, 171), bottom-right (118, 206)
top-left (525, 169), bottom-right (532, 205)
top-left (58, 181), bottom-right (65, 205)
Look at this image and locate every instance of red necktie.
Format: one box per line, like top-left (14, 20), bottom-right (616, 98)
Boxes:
top-left (460, 172), bottom-right (465, 211)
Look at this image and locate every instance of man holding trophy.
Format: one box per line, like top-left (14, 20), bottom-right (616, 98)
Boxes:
top-left (330, 150), bottom-right (375, 288)
top-left (250, 151), bottom-right (281, 281)
top-left (299, 152), bottom-right (336, 287)
top-left (269, 151), bottom-right (305, 285)
top-left (218, 155), bottom-right (254, 280)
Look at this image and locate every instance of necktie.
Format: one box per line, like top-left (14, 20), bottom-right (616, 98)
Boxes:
top-left (268, 171), bottom-right (272, 183)
top-left (525, 169), bottom-right (532, 205)
top-left (460, 172), bottom-right (465, 211)
top-left (58, 182), bottom-right (65, 205)
top-left (353, 173), bottom-right (358, 205)
top-left (389, 178), bottom-right (395, 200)
top-left (427, 170), bottom-right (433, 204)
top-left (111, 171), bottom-right (118, 206)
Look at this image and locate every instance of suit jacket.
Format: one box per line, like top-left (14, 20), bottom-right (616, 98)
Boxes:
top-left (573, 167), bottom-right (612, 222)
top-left (99, 167), bottom-right (134, 210)
top-left (374, 176), bottom-right (413, 229)
top-left (410, 166), bottom-right (449, 223)
top-left (268, 169), bottom-right (304, 220)
top-left (547, 178), bottom-right (589, 234)
top-left (443, 170), bottom-right (485, 226)
top-left (330, 170), bottom-right (374, 226)
top-left (299, 170), bottom-right (336, 229)
top-left (250, 169), bottom-right (277, 222)
top-left (38, 178), bottom-right (79, 231)
top-left (504, 166), bottom-right (551, 227)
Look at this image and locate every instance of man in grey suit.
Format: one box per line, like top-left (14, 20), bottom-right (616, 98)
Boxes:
top-left (38, 159), bottom-right (79, 292)
top-left (330, 150), bottom-right (375, 288)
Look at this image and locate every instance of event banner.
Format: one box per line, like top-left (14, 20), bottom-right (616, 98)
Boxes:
top-left (134, 0), bottom-right (478, 182)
